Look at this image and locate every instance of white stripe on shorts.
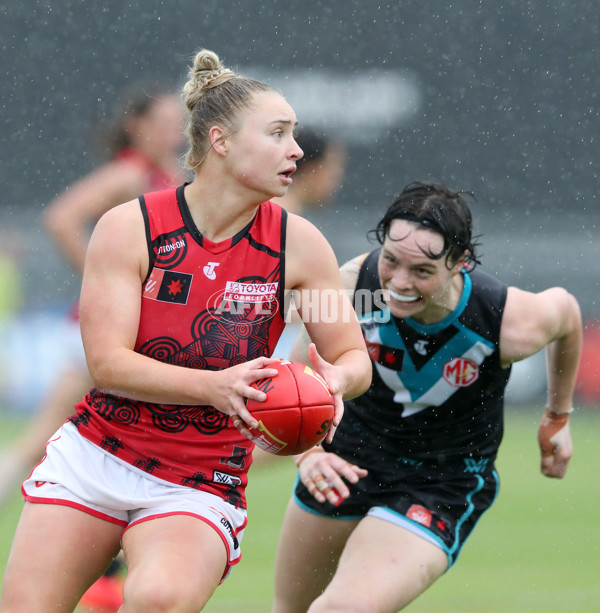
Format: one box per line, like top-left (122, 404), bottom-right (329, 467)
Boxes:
top-left (367, 506), bottom-right (446, 552)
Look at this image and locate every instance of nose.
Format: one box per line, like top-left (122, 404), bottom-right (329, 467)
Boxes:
top-left (290, 140), bottom-right (303, 160)
top-left (390, 268), bottom-right (413, 291)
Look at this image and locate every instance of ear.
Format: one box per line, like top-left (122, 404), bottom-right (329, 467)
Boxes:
top-left (208, 125), bottom-right (228, 156)
top-left (450, 250), bottom-right (468, 276)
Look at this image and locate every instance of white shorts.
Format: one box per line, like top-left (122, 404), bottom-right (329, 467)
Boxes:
top-left (23, 423), bottom-right (247, 581)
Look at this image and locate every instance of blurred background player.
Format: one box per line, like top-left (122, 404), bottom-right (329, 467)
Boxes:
top-left (0, 80), bottom-right (185, 612)
top-left (272, 182), bottom-right (582, 613)
top-left (271, 126), bottom-right (346, 216)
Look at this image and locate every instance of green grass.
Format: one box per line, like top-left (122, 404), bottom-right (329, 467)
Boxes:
top-left (1, 407), bottom-right (599, 612)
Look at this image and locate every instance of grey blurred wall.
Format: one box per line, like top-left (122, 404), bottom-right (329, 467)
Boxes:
top-left (1, 0), bottom-right (599, 318)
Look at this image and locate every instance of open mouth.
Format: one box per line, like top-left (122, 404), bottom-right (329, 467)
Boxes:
top-left (388, 289), bottom-right (420, 303)
top-left (278, 169), bottom-right (294, 184)
top-left (279, 168), bottom-right (294, 178)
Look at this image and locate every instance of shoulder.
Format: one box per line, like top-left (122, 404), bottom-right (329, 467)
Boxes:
top-left (285, 212), bottom-right (337, 259)
top-left (85, 199), bottom-right (149, 276)
top-left (340, 253), bottom-right (370, 292)
top-left (285, 211), bottom-right (329, 239)
top-left (93, 199), bottom-right (145, 242)
top-left (504, 286), bottom-right (578, 326)
top-left (340, 253), bottom-right (370, 273)
top-left (500, 285), bottom-right (581, 366)
top-left (284, 213), bottom-right (340, 289)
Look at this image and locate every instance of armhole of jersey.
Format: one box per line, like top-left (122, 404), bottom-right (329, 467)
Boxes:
top-left (279, 207), bottom-right (288, 320)
top-left (138, 194), bottom-right (155, 285)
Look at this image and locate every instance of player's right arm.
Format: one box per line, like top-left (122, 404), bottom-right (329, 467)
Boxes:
top-left (79, 202), bottom-right (278, 434)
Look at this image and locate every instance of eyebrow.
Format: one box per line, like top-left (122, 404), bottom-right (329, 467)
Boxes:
top-left (268, 119), bottom-right (298, 127)
top-left (382, 246), bottom-right (438, 268)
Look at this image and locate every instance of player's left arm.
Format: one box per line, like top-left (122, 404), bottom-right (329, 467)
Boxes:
top-left (284, 214), bottom-right (371, 439)
top-left (500, 286), bottom-right (582, 478)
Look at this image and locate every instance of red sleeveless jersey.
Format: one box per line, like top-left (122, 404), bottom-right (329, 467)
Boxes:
top-left (72, 185), bottom-right (287, 509)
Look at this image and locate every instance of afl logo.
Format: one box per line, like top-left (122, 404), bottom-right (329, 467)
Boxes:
top-left (442, 357), bottom-right (479, 387)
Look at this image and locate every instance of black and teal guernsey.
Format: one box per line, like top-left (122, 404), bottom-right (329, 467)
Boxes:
top-left (327, 248), bottom-right (511, 473)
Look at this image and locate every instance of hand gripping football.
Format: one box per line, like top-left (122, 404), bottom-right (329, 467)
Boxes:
top-left (246, 360), bottom-right (334, 455)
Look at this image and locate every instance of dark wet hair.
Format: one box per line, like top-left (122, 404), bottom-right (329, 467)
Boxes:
top-left (369, 182), bottom-right (481, 269)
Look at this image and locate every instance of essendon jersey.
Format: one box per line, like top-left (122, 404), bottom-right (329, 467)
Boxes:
top-left (72, 185), bottom-right (287, 509)
top-left (326, 249), bottom-right (511, 468)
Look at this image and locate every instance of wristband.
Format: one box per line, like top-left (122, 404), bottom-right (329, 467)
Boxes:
top-left (539, 408), bottom-right (571, 458)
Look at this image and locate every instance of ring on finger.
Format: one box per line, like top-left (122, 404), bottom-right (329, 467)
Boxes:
top-left (314, 474), bottom-right (330, 492)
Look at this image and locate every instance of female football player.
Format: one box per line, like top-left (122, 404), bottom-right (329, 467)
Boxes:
top-left (272, 182), bottom-right (582, 613)
top-left (0, 49), bottom-right (371, 613)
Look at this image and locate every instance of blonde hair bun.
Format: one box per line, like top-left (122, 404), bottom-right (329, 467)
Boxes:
top-left (183, 49), bottom-right (235, 110)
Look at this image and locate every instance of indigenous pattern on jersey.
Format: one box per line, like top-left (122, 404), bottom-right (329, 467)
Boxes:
top-left (72, 185), bottom-right (287, 509)
top-left (327, 248), bottom-right (511, 469)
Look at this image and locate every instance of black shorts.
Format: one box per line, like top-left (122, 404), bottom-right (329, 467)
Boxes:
top-left (293, 460), bottom-right (499, 567)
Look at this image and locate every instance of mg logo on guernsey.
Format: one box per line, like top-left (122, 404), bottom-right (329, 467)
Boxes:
top-left (442, 357), bottom-right (479, 387)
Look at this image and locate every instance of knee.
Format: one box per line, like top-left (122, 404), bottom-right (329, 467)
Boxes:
top-left (122, 575), bottom-right (209, 613)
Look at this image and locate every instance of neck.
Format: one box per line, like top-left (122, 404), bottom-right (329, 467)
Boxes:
top-left (412, 272), bottom-right (464, 325)
top-left (184, 176), bottom-right (264, 242)
top-left (272, 191), bottom-right (303, 215)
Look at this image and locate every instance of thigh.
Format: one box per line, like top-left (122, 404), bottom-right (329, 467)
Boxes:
top-left (121, 514), bottom-right (228, 612)
top-left (272, 499), bottom-right (358, 613)
top-left (309, 516), bottom-right (448, 613)
top-left (0, 501), bottom-right (123, 612)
